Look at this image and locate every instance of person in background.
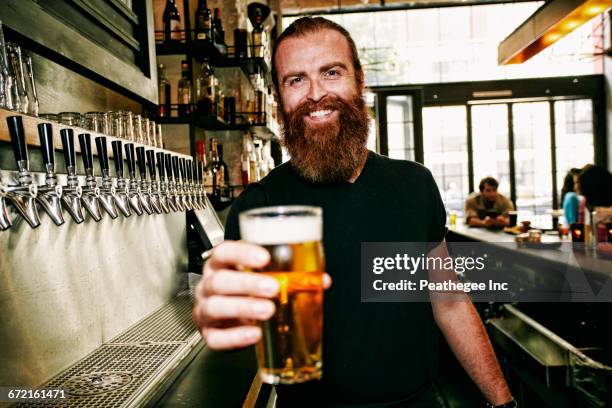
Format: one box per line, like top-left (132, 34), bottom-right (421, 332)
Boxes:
top-left (465, 176), bottom-right (514, 228)
top-left (577, 165), bottom-right (612, 209)
top-left (560, 168), bottom-right (581, 225)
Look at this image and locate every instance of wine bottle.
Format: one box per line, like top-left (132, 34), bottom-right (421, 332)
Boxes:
top-left (213, 8), bottom-right (226, 46)
top-left (163, 0), bottom-right (181, 43)
top-left (195, 0), bottom-right (211, 42)
top-left (177, 60), bottom-right (192, 116)
top-left (157, 63), bottom-right (171, 117)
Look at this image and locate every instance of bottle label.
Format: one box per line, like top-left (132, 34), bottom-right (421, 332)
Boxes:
top-left (170, 20), bottom-right (181, 40)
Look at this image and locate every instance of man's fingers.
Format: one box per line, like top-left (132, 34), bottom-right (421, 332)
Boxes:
top-left (208, 241), bottom-right (270, 270)
top-left (203, 326), bottom-right (262, 350)
top-left (200, 296), bottom-right (276, 320)
top-left (203, 270), bottom-right (279, 297)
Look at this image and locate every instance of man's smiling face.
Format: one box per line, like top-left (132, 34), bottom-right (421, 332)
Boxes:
top-left (273, 28), bottom-right (370, 184)
top-left (275, 28), bottom-right (362, 121)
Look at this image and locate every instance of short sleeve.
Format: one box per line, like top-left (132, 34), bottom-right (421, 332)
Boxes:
top-left (464, 196), bottom-right (479, 222)
top-left (500, 195), bottom-right (515, 215)
top-left (224, 184), bottom-right (269, 240)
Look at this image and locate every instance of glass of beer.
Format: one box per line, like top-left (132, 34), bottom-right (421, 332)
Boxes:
top-left (239, 206), bottom-right (324, 385)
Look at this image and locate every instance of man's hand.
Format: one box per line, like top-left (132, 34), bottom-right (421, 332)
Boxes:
top-left (193, 240), bottom-right (332, 350)
top-left (494, 216), bottom-right (509, 227)
top-left (484, 217), bottom-right (496, 228)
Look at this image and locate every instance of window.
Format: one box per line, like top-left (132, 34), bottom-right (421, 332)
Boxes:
top-left (423, 106), bottom-right (469, 213)
top-left (512, 102), bottom-right (553, 214)
top-left (386, 95), bottom-right (415, 160)
top-left (554, 99), bottom-right (594, 197)
top-left (471, 104), bottom-right (511, 197)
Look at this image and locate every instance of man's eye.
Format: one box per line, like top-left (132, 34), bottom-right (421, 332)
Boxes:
top-left (325, 69), bottom-right (341, 78)
top-left (289, 77), bottom-right (303, 86)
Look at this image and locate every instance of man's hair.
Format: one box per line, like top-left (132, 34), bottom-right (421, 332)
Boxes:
top-left (578, 164), bottom-right (612, 208)
top-left (271, 17), bottom-right (364, 94)
top-left (479, 176), bottom-right (499, 192)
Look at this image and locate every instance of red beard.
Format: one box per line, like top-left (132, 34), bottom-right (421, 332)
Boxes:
top-left (281, 94), bottom-right (370, 184)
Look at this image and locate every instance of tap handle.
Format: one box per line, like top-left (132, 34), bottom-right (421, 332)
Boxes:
top-left (186, 159), bottom-right (193, 182)
top-left (37, 123), bottom-right (55, 166)
top-left (156, 151), bottom-right (165, 180)
top-left (172, 156), bottom-right (180, 182)
top-left (179, 157), bottom-right (186, 181)
top-left (7, 116), bottom-right (28, 163)
top-left (95, 136), bottom-right (109, 172)
top-left (197, 161), bottom-right (203, 184)
top-left (192, 159), bottom-right (199, 183)
top-left (111, 140), bottom-right (124, 174)
top-left (78, 133), bottom-right (93, 171)
top-left (136, 146), bottom-right (147, 179)
top-left (164, 153), bottom-right (173, 180)
top-left (146, 150), bottom-right (157, 180)
top-left (124, 143), bottom-right (136, 175)
top-left (60, 128), bottom-right (76, 168)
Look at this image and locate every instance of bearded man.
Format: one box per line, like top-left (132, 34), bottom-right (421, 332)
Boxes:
top-left (193, 17), bottom-right (516, 408)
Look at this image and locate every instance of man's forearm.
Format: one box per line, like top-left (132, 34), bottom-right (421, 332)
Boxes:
top-left (433, 300), bottom-right (512, 405)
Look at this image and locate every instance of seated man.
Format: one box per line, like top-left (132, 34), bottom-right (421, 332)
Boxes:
top-left (465, 177), bottom-right (514, 228)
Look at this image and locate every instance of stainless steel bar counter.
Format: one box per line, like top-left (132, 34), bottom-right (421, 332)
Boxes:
top-left (446, 224), bottom-right (612, 407)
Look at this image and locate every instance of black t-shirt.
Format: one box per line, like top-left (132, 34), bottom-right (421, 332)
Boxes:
top-left (224, 151), bottom-right (447, 406)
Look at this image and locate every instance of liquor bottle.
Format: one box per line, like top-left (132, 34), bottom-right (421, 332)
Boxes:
top-left (157, 63), bottom-right (171, 117)
top-left (163, 0), bottom-right (181, 43)
top-left (248, 141), bottom-right (257, 183)
top-left (209, 138), bottom-right (224, 199)
top-left (212, 8), bottom-right (226, 46)
top-left (241, 136), bottom-right (250, 187)
top-left (177, 60), bottom-right (192, 116)
top-left (196, 59), bottom-right (215, 115)
top-left (198, 140), bottom-right (214, 195)
top-left (195, 0), bottom-right (211, 42)
top-left (217, 143), bottom-right (230, 197)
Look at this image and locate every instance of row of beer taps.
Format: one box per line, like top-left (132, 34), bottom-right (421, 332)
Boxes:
top-left (0, 115), bottom-right (207, 230)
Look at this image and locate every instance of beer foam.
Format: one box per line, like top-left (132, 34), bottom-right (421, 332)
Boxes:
top-left (240, 215), bottom-right (322, 245)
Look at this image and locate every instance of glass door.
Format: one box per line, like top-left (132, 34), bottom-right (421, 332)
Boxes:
top-left (512, 102), bottom-right (553, 215)
top-left (471, 104), bottom-right (511, 198)
top-left (422, 105), bottom-right (469, 213)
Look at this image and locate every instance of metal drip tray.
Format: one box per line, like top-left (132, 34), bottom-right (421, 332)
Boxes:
top-left (15, 293), bottom-right (202, 408)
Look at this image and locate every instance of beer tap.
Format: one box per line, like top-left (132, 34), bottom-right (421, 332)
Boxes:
top-left (195, 158), bottom-right (207, 209)
top-left (110, 140), bottom-right (132, 217)
top-left (164, 153), bottom-right (181, 212)
top-left (77, 133), bottom-right (102, 222)
top-left (135, 146), bottom-right (155, 214)
top-left (146, 148), bottom-right (165, 214)
top-left (4, 116), bottom-right (40, 228)
top-left (94, 136), bottom-right (119, 219)
top-left (170, 155), bottom-right (185, 212)
top-left (189, 159), bottom-right (200, 210)
top-left (59, 128), bottom-right (85, 224)
top-left (123, 143), bottom-right (144, 216)
top-left (0, 178), bottom-right (11, 230)
top-left (157, 152), bottom-right (175, 213)
top-left (35, 123), bottom-right (65, 226)
top-left (178, 157), bottom-right (193, 211)
top-left (185, 158), bottom-right (198, 210)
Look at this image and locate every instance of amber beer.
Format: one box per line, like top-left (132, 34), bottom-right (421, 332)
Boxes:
top-left (239, 206), bottom-right (324, 384)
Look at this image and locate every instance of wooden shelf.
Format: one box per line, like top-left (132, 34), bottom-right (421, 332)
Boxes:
top-left (0, 108), bottom-right (193, 161)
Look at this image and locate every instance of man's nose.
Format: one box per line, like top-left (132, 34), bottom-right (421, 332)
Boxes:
top-left (306, 78), bottom-right (328, 102)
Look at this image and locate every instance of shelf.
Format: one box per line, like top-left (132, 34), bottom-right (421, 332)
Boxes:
top-left (153, 106), bottom-right (279, 140)
top-left (0, 108), bottom-right (193, 161)
top-left (155, 40), bottom-right (270, 80)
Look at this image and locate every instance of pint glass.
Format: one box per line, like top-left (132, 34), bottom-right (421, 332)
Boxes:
top-left (239, 206), bottom-right (324, 384)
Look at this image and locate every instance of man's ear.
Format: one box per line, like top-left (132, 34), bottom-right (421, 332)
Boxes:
top-left (357, 70), bottom-right (365, 91)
